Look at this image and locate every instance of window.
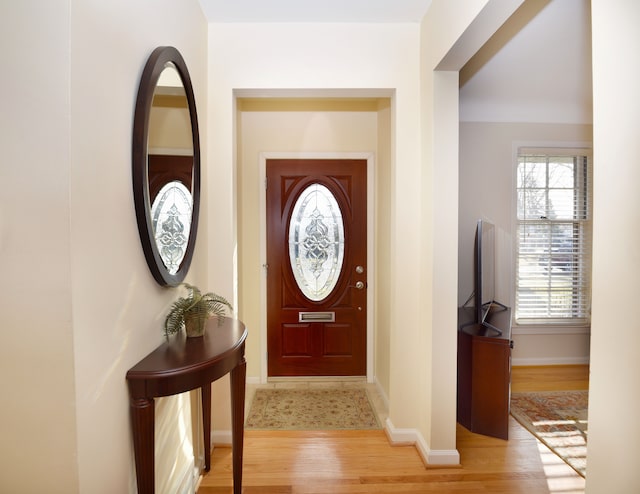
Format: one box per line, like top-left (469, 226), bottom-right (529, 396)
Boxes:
top-left (288, 183), bottom-right (345, 301)
top-left (515, 148), bottom-right (592, 325)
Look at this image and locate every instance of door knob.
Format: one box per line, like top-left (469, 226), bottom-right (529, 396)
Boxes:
top-left (354, 281), bottom-right (365, 290)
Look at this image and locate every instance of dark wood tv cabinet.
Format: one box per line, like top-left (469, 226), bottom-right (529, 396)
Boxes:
top-left (457, 306), bottom-right (512, 440)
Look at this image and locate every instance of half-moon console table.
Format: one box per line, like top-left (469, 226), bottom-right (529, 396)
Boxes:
top-left (126, 317), bottom-right (247, 494)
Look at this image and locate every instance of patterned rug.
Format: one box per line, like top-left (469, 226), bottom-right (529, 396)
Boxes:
top-left (245, 387), bottom-right (381, 430)
top-left (511, 390), bottom-right (588, 477)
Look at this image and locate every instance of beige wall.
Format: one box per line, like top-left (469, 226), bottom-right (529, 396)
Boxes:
top-left (588, 1), bottom-right (640, 491)
top-left (149, 106), bottom-right (193, 153)
top-left (1, 0), bottom-right (208, 492)
top-left (459, 122), bottom-right (592, 365)
top-left (1, 2), bottom-right (76, 491)
top-left (375, 100), bottom-right (393, 395)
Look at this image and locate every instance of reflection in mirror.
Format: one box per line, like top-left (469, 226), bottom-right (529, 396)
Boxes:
top-left (151, 181), bottom-right (192, 274)
top-left (148, 64), bottom-right (193, 274)
top-left (133, 47), bottom-right (200, 286)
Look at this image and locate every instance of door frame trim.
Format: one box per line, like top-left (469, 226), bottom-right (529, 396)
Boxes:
top-left (259, 152), bottom-right (375, 383)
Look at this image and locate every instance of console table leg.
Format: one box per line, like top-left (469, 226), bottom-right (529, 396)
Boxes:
top-left (201, 384), bottom-right (212, 471)
top-left (130, 397), bottom-right (155, 494)
top-left (230, 358), bottom-right (246, 494)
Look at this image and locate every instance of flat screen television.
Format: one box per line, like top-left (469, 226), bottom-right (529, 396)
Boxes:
top-left (472, 219), bottom-right (506, 334)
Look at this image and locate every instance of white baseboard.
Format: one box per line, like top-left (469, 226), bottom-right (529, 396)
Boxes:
top-left (212, 430), bottom-right (232, 446)
top-left (372, 377), bottom-right (390, 412)
top-left (384, 417), bottom-right (460, 466)
top-left (512, 356), bottom-right (590, 366)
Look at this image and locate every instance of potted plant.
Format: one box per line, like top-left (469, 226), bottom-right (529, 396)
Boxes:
top-left (164, 283), bottom-right (233, 338)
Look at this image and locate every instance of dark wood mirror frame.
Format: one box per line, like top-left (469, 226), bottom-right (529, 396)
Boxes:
top-left (132, 46), bottom-right (201, 286)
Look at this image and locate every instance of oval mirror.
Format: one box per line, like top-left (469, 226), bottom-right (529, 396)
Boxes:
top-left (132, 46), bottom-right (201, 286)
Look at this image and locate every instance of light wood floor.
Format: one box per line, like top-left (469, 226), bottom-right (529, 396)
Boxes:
top-left (198, 365), bottom-right (589, 494)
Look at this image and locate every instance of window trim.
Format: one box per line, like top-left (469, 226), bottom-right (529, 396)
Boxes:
top-left (512, 143), bottom-right (593, 328)
top-left (511, 324), bottom-right (590, 335)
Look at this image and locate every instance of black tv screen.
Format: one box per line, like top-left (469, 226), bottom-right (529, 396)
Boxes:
top-left (475, 219), bottom-right (495, 325)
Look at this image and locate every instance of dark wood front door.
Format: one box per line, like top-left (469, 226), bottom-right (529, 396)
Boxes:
top-left (266, 159), bottom-right (367, 377)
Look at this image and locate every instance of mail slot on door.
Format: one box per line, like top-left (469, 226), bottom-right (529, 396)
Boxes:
top-left (298, 312), bottom-right (336, 322)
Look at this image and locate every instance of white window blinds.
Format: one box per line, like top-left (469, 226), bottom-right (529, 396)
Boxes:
top-left (515, 149), bottom-right (592, 324)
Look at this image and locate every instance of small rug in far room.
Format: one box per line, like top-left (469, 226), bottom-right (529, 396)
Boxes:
top-left (510, 390), bottom-right (588, 477)
top-left (245, 387), bottom-right (381, 431)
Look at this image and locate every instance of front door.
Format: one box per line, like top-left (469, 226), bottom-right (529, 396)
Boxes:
top-left (266, 158), bottom-right (367, 377)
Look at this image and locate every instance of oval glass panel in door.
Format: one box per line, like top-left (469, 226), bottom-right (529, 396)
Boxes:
top-left (289, 183), bottom-right (345, 301)
top-left (151, 180), bottom-right (193, 274)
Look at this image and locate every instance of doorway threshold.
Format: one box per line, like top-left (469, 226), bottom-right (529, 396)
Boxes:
top-left (267, 376), bottom-right (367, 383)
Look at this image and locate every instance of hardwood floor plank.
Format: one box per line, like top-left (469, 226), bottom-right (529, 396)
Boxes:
top-left (511, 364), bottom-right (589, 392)
top-left (198, 365), bottom-right (588, 493)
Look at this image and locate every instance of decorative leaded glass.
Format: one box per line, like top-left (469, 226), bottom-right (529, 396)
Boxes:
top-left (289, 183), bottom-right (345, 301)
top-left (151, 180), bottom-right (193, 274)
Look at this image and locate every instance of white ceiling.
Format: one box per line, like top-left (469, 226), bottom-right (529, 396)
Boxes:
top-left (198, 0), bottom-right (433, 23)
top-left (460, 0), bottom-right (592, 124)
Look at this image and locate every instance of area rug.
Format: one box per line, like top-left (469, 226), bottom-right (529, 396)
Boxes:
top-left (245, 387), bottom-right (381, 430)
top-left (511, 390), bottom-right (588, 477)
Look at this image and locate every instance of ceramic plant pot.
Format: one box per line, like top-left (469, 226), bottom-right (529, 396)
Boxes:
top-left (184, 311), bottom-right (208, 337)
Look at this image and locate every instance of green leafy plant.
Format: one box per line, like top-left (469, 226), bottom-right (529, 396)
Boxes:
top-left (164, 283), bottom-right (233, 338)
